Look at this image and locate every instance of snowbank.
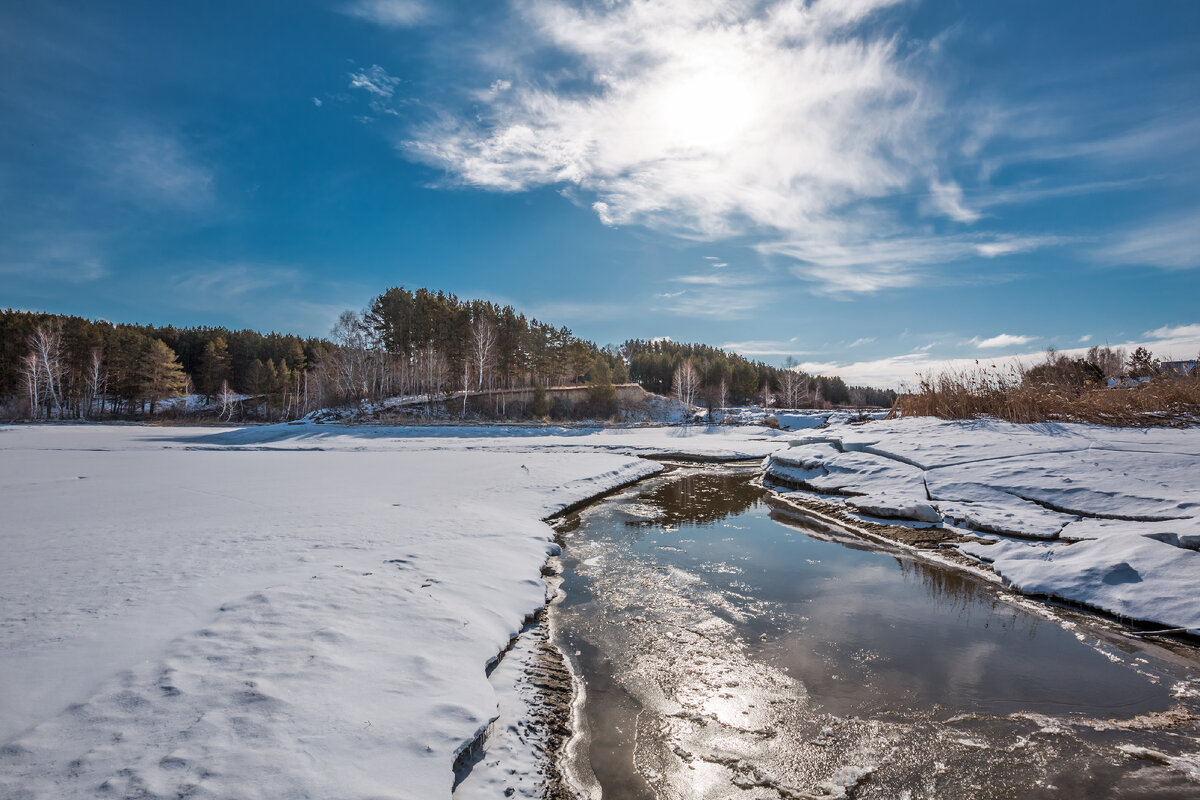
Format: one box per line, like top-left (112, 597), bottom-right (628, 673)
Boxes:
top-left (0, 423), bottom-right (785, 799)
top-left (4, 417), bottom-right (1197, 798)
top-left (764, 417), bottom-right (1200, 631)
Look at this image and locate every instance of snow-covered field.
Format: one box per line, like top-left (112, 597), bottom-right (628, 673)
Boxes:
top-left (765, 417), bottom-right (1200, 632)
top-left (2, 417), bottom-right (1198, 798)
top-left (0, 423), bottom-right (786, 799)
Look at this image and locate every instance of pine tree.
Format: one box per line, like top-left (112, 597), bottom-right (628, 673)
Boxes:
top-left (587, 358), bottom-right (617, 417)
top-left (531, 383), bottom-right (552, 418)
top-left (199, 337), bottom-right (230, 400)
top-left (141, 339), bottom-right (188, 414)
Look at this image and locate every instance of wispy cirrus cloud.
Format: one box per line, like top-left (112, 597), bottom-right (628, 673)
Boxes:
top-left (0, 231), bottom-right (108, 282)
top-left (929, 178), bottom-right (981, 223)
top-left (721, 338), bottom-right (813, 357)
top-left (102, 128), bottom-right (213, 210)
top-left (405, 0), bottom-right (1029, 294)
top-left (765, 231), bottom-right (1064, 294)
top-left (1095, 210), bottom-right (1200, 270)
top-left (342, 0), bottom-right (427, 28)
top-left (349, 65), bottom-right (401, 98)
top-left (385, 0), bottom-right (1186, 302)
top-left (170, 264), bottom-right (302, 300)
top-left (654, 283), bottom-right (772, 320)
top-left (348, 64), bottom-right (407, 119)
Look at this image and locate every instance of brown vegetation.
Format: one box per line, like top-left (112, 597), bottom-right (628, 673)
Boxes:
top-left (893, 347), bottom-right (1200, 427)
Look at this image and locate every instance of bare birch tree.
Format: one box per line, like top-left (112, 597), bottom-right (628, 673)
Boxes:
top-left (471, 317), bottom-right (497, 394)
top-left (27, 323), bottom-right (66, 418)
top-left (779, 370), bottom-right (803, 409)
top-left (672, 359), bottom-right (700, 408)
top-left (218, 379), bottom-right (236, 421)
top-left (85, 348), bottom-right (106, 419)
top-left (21, 352), bottom-right (41, 419)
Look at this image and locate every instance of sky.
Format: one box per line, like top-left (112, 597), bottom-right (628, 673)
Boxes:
top-left (2, 0), bottom-right (1198, 387)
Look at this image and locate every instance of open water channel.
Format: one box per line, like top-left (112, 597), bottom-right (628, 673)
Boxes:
top-left (549, 465), bottom-right (1200, 799)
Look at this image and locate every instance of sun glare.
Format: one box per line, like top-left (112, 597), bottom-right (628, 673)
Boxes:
top-left (653, 66), bottom-right (762, 152)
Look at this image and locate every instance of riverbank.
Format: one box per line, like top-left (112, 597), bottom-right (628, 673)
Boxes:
top-left (0, 422), bottom-right (788, 799)
top-left (545, 465), bottom-right (1200, 797)
top-left (764, 417), bottom-right (1200, 635)
top-left (3, 417), bottom-right (1198, 798)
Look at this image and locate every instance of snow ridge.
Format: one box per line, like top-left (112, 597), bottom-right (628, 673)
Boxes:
top-left (766, 417), bottom-right (1200, 632)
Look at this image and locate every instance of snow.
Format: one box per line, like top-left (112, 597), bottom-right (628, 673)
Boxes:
top-left (720, 407), bottom-right (889, 430)
top-left (0, 422), bottom-right (784, 799)
top-left (765, 417), bottom-right (1200, 632)
top-left (3, 416), bottom-right (1199, 797)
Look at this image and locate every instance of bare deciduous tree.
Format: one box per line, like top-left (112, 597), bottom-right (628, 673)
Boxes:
top-left (1086, 345), bottom-right (1127, 380)
top-left (85, 348), bottom-right (106, 419)
top-left (26, 323), bottom-right (66, 418)
top-left (672, 359), bottom-right (700, 408)
top-left (21, 352), bottom-right (41, 419)
top-left (218, 379), bottom-right (236, 421)
top-left (778, 370), bottom-right (803, 409)
top-left (464, 316), bottom-right (498, 415)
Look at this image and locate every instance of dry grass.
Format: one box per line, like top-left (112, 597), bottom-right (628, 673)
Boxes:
top-left (892, 366), bottom-right (1200, 427)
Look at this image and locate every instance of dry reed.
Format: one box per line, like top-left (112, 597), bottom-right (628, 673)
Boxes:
top-left (892, 365), bottom-right (1200, 428)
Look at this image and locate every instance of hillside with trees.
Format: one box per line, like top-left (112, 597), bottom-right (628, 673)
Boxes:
top-left (1, 310), bottom-right (324, 420)
top-left (1, 287), bottom-right (896, 422)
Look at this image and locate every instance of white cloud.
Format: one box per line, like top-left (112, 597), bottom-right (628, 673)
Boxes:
top-left (104, 129), bottom-right (213, 209)
top-left (1096, 211), bottom-right (1200, 270)
top-left (349, 65), bottom-right (401, 98)
top-left (974, 235), bottom-right (1067, 258)
top-left (171, 265), bottom-right (302, 300)
top-left (764, 230), bottom-right (1058, 294)
top-left (312, 97), bottom-right (324, 107)
top-left (929, 178), bottom-right (980, 223)
top-left (972, 333), bottom-right (1036, 349)
top-left (343, 0), bottom-right (427, 28)
top-left (1078, 334), bottom-right (1092, 343)
top-left (673, 274), bottom-right (733, 286)
top-left (847, 337), bottom-right (876, 348)
top-left (406, 0), bottom-right (1044, 293)
top-left (722, 340), bottom-right (821, 357)
top-left (0, 232), bottom-right (107, 282)
top-left (592, 201), bottom-right (614, 225)
top-left (1144, 323), bottom-right (1200, 342)
top-left (655, 285), bottom-right (771, 320)
top-left (801, 326), bottom-right (1200, 389)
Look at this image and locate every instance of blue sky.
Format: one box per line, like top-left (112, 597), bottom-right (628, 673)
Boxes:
top-left (2, 0), bottom-right (1198, 386)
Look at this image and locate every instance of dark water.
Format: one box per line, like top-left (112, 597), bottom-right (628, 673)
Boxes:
top-left (552, 467), bottom-right (1200, 800)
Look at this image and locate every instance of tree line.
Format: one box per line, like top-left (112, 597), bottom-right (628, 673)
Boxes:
top-left (1, 310), bottom-right (324, 420)
top-left (624, 339), bottom-right (896, 410)
top-left (318, 287), bottom-right (628, 415)
top-left (1, 287), bottom-right (897, 421)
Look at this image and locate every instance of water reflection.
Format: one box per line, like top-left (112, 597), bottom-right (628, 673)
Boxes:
top-left (623, 467), bottom-right (762, 528)
top-left (554, 467), bottom-right (1200, 800)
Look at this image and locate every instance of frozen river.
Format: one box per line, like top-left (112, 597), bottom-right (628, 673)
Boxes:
top-left (551, 466), bottom-right (1200, 799)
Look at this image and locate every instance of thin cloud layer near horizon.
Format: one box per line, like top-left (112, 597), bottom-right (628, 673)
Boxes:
top-left (2, 0), bottom-right (1198, 386)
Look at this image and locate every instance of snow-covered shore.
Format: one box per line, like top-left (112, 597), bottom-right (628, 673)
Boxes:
top-left (2, 417), bottom-right (1198, 798)
top-left (764, 417), bottom-right (1200, 632)
top-left (0, 423), bottom-right (787, 799)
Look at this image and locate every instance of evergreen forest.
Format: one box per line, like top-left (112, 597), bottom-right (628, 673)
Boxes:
top-left (1, 287), bottom-right (896, 421)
